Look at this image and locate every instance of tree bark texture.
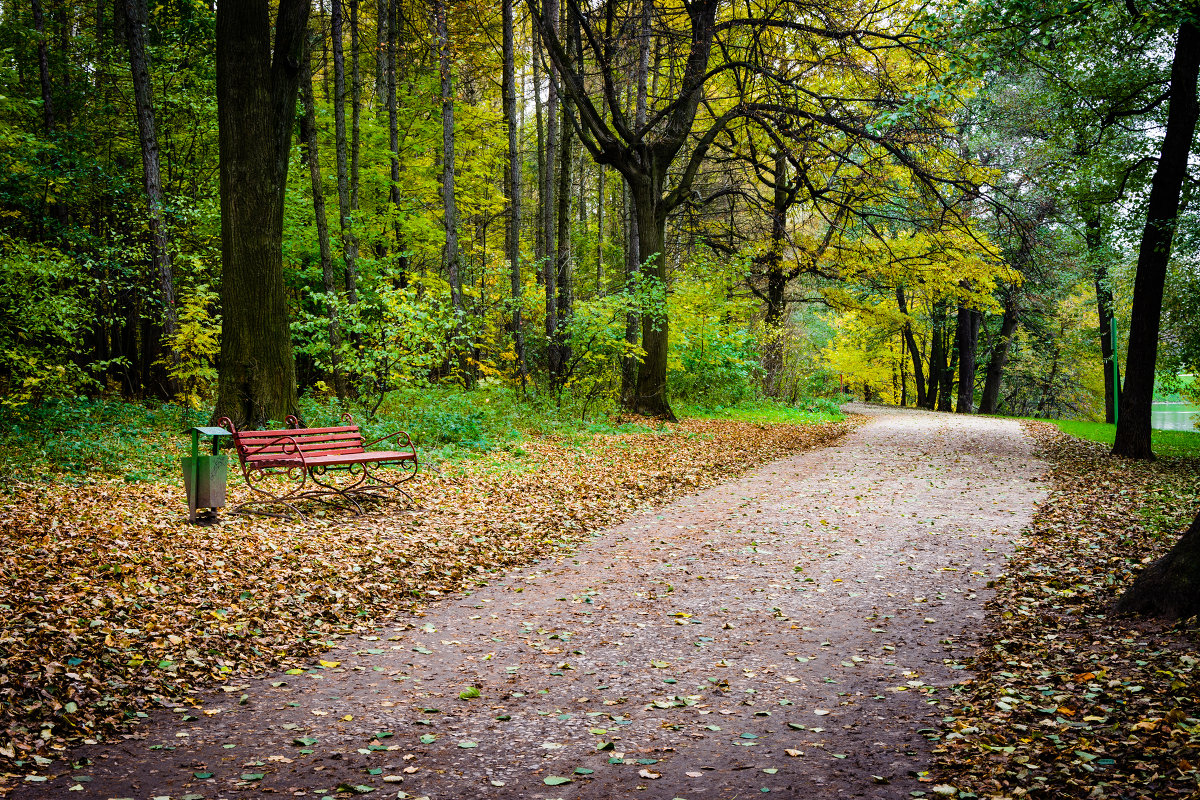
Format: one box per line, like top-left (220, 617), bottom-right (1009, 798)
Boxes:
top-left (1085, 216), bottom-right (1120, 424)
top-left (1113, 20), bottom-right (1200, 459)
top-left (330, 0), bottom-right (359, 303)
top-left (955, 304), bottom-right (982, 413)
top-left (502, 0), bottom-right (527, 386)
top-left (542, 0), bottom-right (560, 379)
top-left (435, 0), bottom-right (467, 385)
top-left (32, 0), bottom-right (54, 134)
top-left (1113, 508), bottom-right (1200, 619)
top-left (123, 0), bottom-right (179, 392)
top-left (979, 299), bottom-right (1019, 415)
top-left (213, 0), bottom-right (310, 428)
top-left (895, 286), bottom-right (927, 408)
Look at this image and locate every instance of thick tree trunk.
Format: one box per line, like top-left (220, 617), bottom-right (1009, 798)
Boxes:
top-left (630, 184), bottom-right (675, 420)
top-left (213, 0), bottom-right (310, 428)
top-left (1113, 21), bottom-right (1200, 459)
top-left (955, 304), bottom-right (982, 413)
top-left (895, 286), bottom-right (927, 408)
top-left (330, 0), bottom-right (359, 303)
top-left (502, 0), bottom-right (527, 387)
top-left (1114, 509), bottom-right (1200, 619)
top-left (979, 299), bottom-right (1019, 415)
top-left (123, 0), bottom-right (179, 393)
top-left (300, 39), bottom-right (349, 401)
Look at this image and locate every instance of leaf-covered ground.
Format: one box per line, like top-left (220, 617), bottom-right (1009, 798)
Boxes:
top-left (931, 422), bottom-right (1200, 799)
top-left (0, 417), bottom-right (855, 781)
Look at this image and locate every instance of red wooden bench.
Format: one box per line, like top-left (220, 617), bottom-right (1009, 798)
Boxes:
top-left (217, 413), bottom-right (418, 519)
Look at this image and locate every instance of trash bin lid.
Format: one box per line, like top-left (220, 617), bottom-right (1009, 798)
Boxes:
top-left (185, 426), bottom-right (232, 437)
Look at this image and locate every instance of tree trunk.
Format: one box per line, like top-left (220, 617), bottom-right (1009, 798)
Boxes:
top-left (926, 311), bottom-right (943, 410)
top-left (32, 0), bottom-right (54, 134)
top-left (1114, 509), bottom-right (1200, 619)
top-left (542, 0), bottom-right (560, 379)
top-left (955, 304), bottom-right (982, 413)
top-left (553, 65), bottom-right (573, 388)
top-left (938, 327), bottom-right (957, 413)
top-left (435, 0), bottom-right (467, 382)
top-left (502, 0), bottom-right (527, 387)
top-left (1113, 20), bottom-right (1200, 459)
top-left (300, 37), bottom-right (349, 401)
top-left (123, 0), bottom-right (179, 394)
top-left (761, 151), bottom-right (789, 396)
top-left (621, 7), bottom-right (652, 406)
top-left (979, 299), bottom-right (1019, 415)
top-left (349, 0), bottom-right (361, 213)
top-left (596, 164), bottom-right (605, 295)
top-left (895, 286), bottom-right (927, 408)
top-left (532, 26), bottom-right (545, 269)
top-left (385, 0), bottom-right (407, 285)
top-left (213, 0), bottom-right (310, 428)
top-left (630, 182), bottom-right (675, 420)
top-left (330, 0), bottom-right (359, 303)
top-left (1086, 215), bottom-right (1120, 424)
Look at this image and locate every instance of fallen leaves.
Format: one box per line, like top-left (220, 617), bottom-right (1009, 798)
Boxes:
top-left (931, 423), bottom-right (1200, 799)
top-left (0, 418), bottom-right (855, 777)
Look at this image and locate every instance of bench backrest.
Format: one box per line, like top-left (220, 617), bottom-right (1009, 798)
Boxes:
top-left (230, 424), bottom-right (366, 462)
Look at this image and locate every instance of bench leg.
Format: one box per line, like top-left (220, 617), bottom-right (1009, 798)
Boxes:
top-left (228, 464), bottom-right (312, 522)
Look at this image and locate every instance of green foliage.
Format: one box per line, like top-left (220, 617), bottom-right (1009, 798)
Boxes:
top-left (0, 236), bottom-right (101, 406)
top-left (667, 257), bottom-right (762, 408)
top-left (0, 399), bottom-right (188, 484)
top-left (160, 283), bottom-right (220, 410)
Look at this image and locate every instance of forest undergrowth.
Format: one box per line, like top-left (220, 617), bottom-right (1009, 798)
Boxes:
top-left (932, 423), bottom-right (1200, 799)
top-left (0, 415), bottom-right (857, 782)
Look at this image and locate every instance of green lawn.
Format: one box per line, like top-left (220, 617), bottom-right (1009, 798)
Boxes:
top-left (1046, 419), bottom-right (1200, 459)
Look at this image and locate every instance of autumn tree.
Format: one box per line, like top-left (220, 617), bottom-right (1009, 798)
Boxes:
top-left (212, 0), bottom-right (311, 427)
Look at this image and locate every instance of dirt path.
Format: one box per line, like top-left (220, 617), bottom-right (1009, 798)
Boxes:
top-left (20, 407), bottom-right (1045, 800)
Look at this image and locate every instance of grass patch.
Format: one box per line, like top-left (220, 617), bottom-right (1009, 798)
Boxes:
top-left (0, 390), bottom-right (842, 485)
top-left (679, 396), bottom-right (844, 425)
top-left (1046, 418), bottom-right (1200, 459)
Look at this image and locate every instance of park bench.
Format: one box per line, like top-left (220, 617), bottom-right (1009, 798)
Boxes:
top-left (218, 414), bottom-right (418, 519)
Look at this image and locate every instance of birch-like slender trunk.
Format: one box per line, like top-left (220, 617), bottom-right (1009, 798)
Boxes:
top-left (300, 38), bottom-right (348, 400)
top-left (331, 0), bottom-right (359, 302)
top-left (123, 0), bottom-right (179, 392)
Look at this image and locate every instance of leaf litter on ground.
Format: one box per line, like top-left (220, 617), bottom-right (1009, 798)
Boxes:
top-left (0, 417), bottom-right (857, 781)
top-left (930, 422), bottom-right (1200, 800)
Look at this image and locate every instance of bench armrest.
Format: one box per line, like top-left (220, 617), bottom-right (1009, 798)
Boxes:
top-left (361, 429), bottom-right (416, 453)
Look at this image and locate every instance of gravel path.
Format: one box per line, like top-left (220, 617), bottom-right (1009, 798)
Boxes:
top-left (21, 407), bottom-right (1046, 800)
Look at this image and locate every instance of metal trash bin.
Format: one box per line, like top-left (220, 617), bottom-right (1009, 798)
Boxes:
top-left (182, 426), bottom-right (231, 522)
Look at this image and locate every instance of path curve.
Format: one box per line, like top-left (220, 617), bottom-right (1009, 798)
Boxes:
top-left (20, 407), bottom-right (1045, 800)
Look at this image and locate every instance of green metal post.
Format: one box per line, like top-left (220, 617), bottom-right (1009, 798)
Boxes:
top-left (1110, 316), bottom-right (1119, 425)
